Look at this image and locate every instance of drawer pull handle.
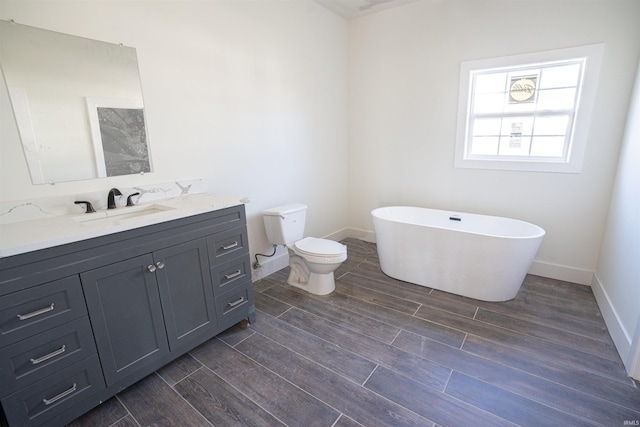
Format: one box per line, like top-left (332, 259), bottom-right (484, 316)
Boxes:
top-left (147, 264), bottom-right (157, 272)
top-left (30, 345), bottom-right (66, 365)
top-left (17, 303), bottom-right (55, 321)
top-left (43, 383), bottom-right (77, 405)
top-left (224, 270), bottom-right (242, 280)
top-left (222, 242), bottom-right (239, 250)
top-left (228, 297), bottom-right (245, 307)
top-left (155, 261), bottom-right (165, 269)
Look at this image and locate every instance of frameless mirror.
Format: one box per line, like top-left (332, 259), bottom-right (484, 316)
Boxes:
top-left (0, 20), bottom-right (152, 184)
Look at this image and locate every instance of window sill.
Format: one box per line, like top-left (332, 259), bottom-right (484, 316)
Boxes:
top-left (454, 157), bottom-right (583, 173)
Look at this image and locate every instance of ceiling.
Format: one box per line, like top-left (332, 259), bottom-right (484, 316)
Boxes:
top-left (313, 0), bottom-right (422, 19)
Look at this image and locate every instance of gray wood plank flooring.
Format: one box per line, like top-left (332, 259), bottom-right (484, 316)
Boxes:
top-left (68, 238), bottom-right (640, 427)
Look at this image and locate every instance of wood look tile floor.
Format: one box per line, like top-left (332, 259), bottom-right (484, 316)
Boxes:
top-left (69, 238), bottom-right (640, 427)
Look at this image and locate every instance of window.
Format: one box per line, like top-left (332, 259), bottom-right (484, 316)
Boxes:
top-left (455, 44), bottom-right (604, 173)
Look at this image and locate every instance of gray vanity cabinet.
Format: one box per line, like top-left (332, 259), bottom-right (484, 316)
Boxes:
top-left (0, 204), bottom-right (255, 426)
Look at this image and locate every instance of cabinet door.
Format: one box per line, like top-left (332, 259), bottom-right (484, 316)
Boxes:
top-left (80, 254), bottom-right (169, 386)
top-left (154, 238), bottom-right (217, 353)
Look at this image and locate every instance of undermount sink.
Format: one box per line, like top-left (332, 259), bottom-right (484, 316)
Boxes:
top-left (72, 203), bottom-right (176, 226)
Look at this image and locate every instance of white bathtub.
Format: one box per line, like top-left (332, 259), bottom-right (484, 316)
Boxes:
top-left (371, 206), bottom-right (545, 302)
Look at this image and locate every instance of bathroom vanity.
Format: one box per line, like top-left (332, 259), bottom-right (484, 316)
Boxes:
top-left (1, 20), bottom-right (256, 425)
top-left (0, 195), bottom-right (255, 426)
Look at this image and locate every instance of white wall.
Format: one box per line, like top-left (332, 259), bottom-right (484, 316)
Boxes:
top-left (348, 0), bottom-right (640, 284)
top-left (0, 0), bottom-right (349, 273)
top-left (592, 59), bottom-right (640, 378)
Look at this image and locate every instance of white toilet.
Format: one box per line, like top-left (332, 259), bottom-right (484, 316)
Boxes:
top-left (263, 203), bottom-right (347, 295)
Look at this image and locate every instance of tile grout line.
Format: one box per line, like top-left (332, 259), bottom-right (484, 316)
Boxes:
top-left (159, 361), bottom-right (203, 387)
top-left (275, 305), bottom-right (295, 318)
top-left (459, 332), bottom-right (469, 350)
top-left (330, 414), bottom-right (346, 427)
top-left (361, 364), bottom-right (380, 386)
top-left (389, 328), bottom-right (403, 345)
top-left (114, 394), bottom-right (141, 427)
top-left (442, 368), bottom-right (454, 393)
top-left (229, 329), bottom-right (256, 348)
top-left (106, 412), bottom-right (137, 427)
top-left (412, 303), bottom-right (423, 317)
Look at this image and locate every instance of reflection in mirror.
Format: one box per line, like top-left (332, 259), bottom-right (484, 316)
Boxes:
top-left (0, 20), bottom-right (152, 184)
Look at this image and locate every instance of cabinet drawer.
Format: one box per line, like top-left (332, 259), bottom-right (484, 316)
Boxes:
top-left (0, 276), bottom-right (86, 348)
top-left (0, 317), bottom-right (96, 397)
top-left (207, 226), bottom-right (249, 265)
top-left (210, 254), bottom-right (251, 294)
top-left (206, 205), bottom-right (247, 234)
top-left (216, 282), bottom-right (253, 328)
top-left (1, 354), bottom-right (105, 427)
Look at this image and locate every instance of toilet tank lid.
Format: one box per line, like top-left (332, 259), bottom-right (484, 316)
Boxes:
top-left (263, 203), bottom-right (307, 216)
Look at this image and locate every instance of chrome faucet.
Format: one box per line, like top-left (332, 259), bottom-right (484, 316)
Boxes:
top-left (107, 188), bottom-right (122, 209)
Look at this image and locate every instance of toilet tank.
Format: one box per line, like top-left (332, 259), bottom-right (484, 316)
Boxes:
top-left (263, 203), bottom-right (307, 245)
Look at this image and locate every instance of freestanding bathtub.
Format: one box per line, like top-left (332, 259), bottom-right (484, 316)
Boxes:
top-left (371, 206), bottom-right (545, 302)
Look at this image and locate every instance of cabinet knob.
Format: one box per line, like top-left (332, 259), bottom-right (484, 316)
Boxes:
top-left (155, 261), bottom-right (165, 269)
top-left (147, 264), bottom-right (157, 272)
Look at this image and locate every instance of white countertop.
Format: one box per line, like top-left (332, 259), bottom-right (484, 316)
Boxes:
top-left (0, 193), bottom-right (248, 259)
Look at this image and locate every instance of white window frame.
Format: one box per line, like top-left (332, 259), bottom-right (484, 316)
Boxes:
top-left (454, 44), bottom-right (604, 173)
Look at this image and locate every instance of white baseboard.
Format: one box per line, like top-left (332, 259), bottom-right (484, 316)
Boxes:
top-left (527, 260), bottom-right (593, 286)
top-left (590, 272), bottom-right (633, 374)
top-left (251, 252), bottom-right (289, 281)
top-left (324, 227), bottom-right (351, 242)
top-left (346, 227), bottom-right (376, 243)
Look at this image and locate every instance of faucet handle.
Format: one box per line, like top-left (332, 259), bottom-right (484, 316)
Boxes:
top-left (74, 201), bottom-right (96, 213)
top-left (107, 187), bottom-right (122, 209)
top-left (126, 192), bottom-right (141, 206)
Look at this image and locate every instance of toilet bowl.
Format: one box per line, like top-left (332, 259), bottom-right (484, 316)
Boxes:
top-left (262, 203), bottom-right (348, 295)
top-left (286, 237), bottom-right (347, 295)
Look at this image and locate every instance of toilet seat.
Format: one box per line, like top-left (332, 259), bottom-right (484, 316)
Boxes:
top-left (290, 237), bottom-right (347, 264)
top-left (295, 237), bottom-right (346, 256)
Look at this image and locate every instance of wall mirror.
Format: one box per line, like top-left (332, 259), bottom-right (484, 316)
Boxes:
top-left (0, 20), bottom-right (152, 184)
